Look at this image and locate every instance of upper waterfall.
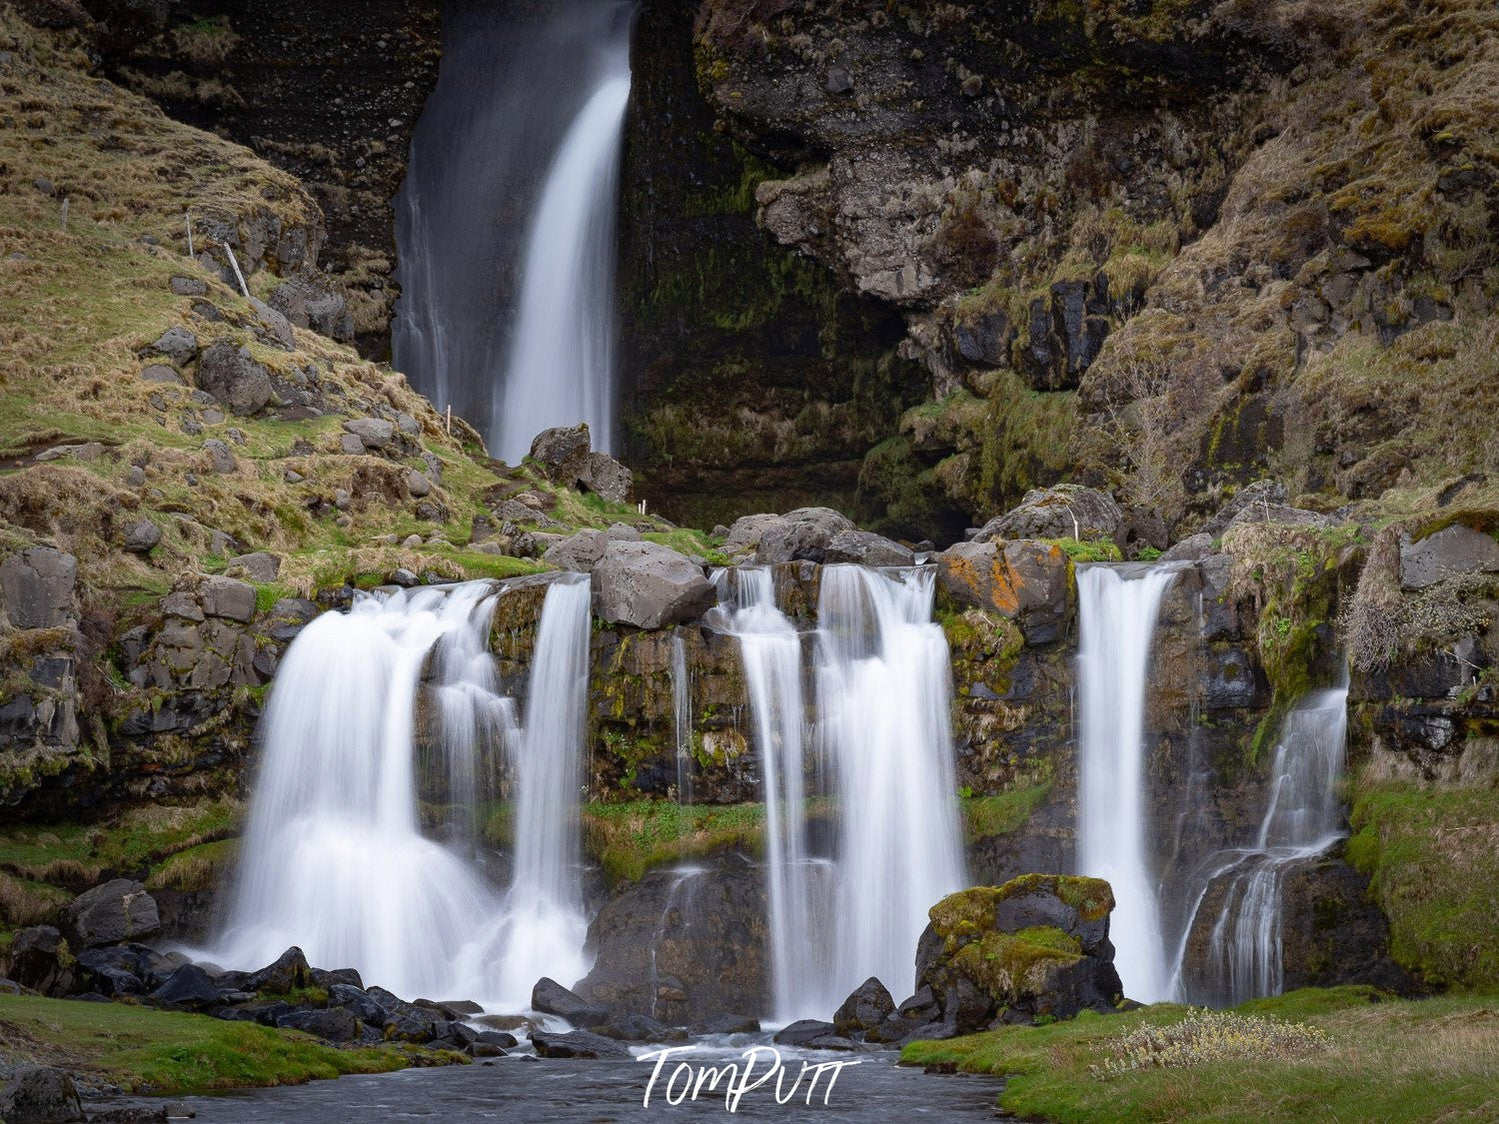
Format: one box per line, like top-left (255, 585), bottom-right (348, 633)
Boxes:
top-left (394, 1), bottom-right (633, 461)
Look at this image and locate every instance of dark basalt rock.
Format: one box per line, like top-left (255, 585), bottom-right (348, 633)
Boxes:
top-left (531, 976), bottom-right (608, 1028)
top-left (530, 1028), bottom-right (633, 1060)
top-left (64, 879), bottom-right (160, 949)
top-left (771, 1019), bottom-right (835, 1047)
top-left (0, 1064), bottom-right (83, 1124)
top-left (832, 976), bottom-right (895, 1038)
top-left (593, 1013), bottom-right (689, 1043)
top-left (277, 1006), bottom-right (360, 1043)
top-left (242, 946), bottom-right (312, 995)
top-left (2, 926), bottom-right (72, 995)
top-left (149, 964), bottom-right (221, 1008)
top-left (690, 1013), bottom-right (761, 1035)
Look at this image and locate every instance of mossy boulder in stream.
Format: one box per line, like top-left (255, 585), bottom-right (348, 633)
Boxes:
top-left (914, 875), bottom-right (1123, 1031)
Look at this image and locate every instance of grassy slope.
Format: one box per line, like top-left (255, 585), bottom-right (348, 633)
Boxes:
top-left (903, 987), bottom-right (1499, 1123)
top-left (0, 993), bottom-right (431, 1095)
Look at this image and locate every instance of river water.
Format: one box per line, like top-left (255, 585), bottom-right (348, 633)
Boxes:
top-left (180, 1053), bottom-right (1003, 1122)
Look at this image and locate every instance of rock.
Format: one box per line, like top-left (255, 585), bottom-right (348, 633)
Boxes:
top-left (0, 1065), bottom-right (83, 1123)
top-left (2, 926), bottom-right (69, 994)
top-left (269, 276), bottom-right (353, 341)
top-left (691, 1013), bottom-right (761, 1035)
top-left (34, 442), bottom-right (104, 463)
top-left (755, 507), bottom-right (856, 564)
top-left (1399, 523), bottom-right (1499, 590)
top-left (278, 1006), bottom-right (359, 1043)
top-left (225, 552), bottom-right (281, 582)
top-left (530, 1029), bottom-right (633, 1060)
top-left (579, 451), bottom-right (632, 503)
top-left (406, 469), bottom-right (433, 497)
top-left (934, 540), bottom-right (1069, 644)
top-left (344, 417), bottom-right (395, 449)
top-left (916, 875), bottom-right (1123, 1031)
top-left (1161, 532), bottom-right (1215, 562)
top-left (199, 576), bottom-right (256, 622)
top-left (338, 433), bottom-right (366, 455)
top-left (593, 541), bottom-right (716, 629)
top-left (64, 879), bottom-right (160, 948)
top-left (150, 964), bottom-right (221, 1008)
top-left (528, 424), bottom-right (592, 482)
top-left (249, 297), bottom-right (296, 349)
top-left (593, 1013), bottom-right (687, 1042)
top-left (140, 364), bottom-right (184, 384)
top-left (974, 485), bottom-right (1122, 545)
top-left (826, 66), bottom-right (853, 94)
top-left (531, 977), bottom-right (608, 1027)
top-left (327, 984), bottom-right (387, 1026)
top-left (1223, 503), bottom-right (1332, 533)
top-left (202, 438), bottom-right (236, 474)
top-left (606, 522), bottom-right (643, 542)
top-left (722, 513), bottom-right (784, 556)
top-left (542, 529), bottom-right (608, 573)
top-left (170, 276), bottom-right (207, 297)
top-left (142, 325), bottom-right (200, 365)
top-left (772, 1019), bottom-right (836, 1047)
top-left (0, 547), bottom-right (76, 628)
top-left (73, 947), bottom-right (146, 996)
top-left (243, 946), bottom-right (312, 995)
top-left (124, 518), bottom-right (162, 554)
top-left (474, 1029), bottom-right (518, 1049)
top-left (822, 529), bottom-right (915, 567)
top-left (1200, 480), bottom-right (1290, 537)
top-left (196, 341), bottom-right (272, 416)
top-left (832, 976), bottom-right (895, 1038)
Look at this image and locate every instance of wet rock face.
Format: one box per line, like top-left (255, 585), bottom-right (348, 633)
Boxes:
top-left (576, 859), bottom-right (769, 1023)
top-left (914, 876), bottom-right (1123, 1032)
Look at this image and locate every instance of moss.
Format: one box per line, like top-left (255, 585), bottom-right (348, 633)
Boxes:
top-left (930, 875), bottom-right (1115, 942)
top-left (961, 783), bottom-right (1052, 844)
top-left (580, 802), bottom-right (766, 884)
top-left (978, 371), bottom-right (1078, 511)
top-left (1048, 537), bottom-right (1124, 564)
top-left (952, 925), bottom-right (1084, 1001)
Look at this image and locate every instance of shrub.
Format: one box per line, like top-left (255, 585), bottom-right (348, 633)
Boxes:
top-left (1092, 1008), bottom-right (1329, 1077)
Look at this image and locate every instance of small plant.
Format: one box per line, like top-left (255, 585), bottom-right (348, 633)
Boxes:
top-left (1092, 1008), bottom-right (1329, 1077)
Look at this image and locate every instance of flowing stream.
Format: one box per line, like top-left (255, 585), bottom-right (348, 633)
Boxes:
top-left (1075, 563), bottom-right (1179, 1005)
top-left (394, 0), bottom-right (633, 461)
top-left (208, 577), bottom-right (593, 1008)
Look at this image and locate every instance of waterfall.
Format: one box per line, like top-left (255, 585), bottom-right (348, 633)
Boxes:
top-left (671, 632), bottom-right (694, 807)
top-left (714, 564), bottom-right (965, 1020)
top-left (1075, 564), bottom-right (1180, 1004)
top-left (393, 1), bottom-right (632, 461)
top-left (492, 574), bottom-right (594, 1006)
top-left (714, 568), bottom-right (825, 1021)
top-left (209, 583), bottom-right (510, 999)
top-left (1170, 686), bottom-right (1349, 1004)
top-left (817, 565), bottom-right (966, 1007)
top-left (208, 576), bottom-right (594, 1008)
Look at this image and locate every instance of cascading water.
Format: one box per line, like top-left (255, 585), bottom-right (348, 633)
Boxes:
top-left (714, 565), bottom-right (966, 1020)
top-left (209, 583), bottom-right (510, 999)
top-left (1169, 685), bottom-right (1349, 1004)
top-left (817, 565), bottom-right (966, 1007)
top-left (393, 1), bottom-right (633, 461)
top-left (491, 575), bottom-right (594, 1006)
top-left (209, 575), bottom-right (594, 1009)
top-left (1075, 563), bottom-right (1180, 1005)
top-left (671, 632), bottom-right (693, 808)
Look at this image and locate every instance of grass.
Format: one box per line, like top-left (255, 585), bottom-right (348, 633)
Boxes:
top-left (902, 986), bottom-right (1499, 1122)
top-left (1345, 779), bottom-right (1499, 989)
top-left (0, 993), bottom-right (437, 1095)
top-left (960, 783), bottom-right (1051, 843)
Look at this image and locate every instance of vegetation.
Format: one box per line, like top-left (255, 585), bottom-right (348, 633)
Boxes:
top-left (960, 783), bottom-right (1051, 843)
top-left (0, 993), bottom-right (437, 1095)
top-left (903, 987), bottom-right (1499, 1122)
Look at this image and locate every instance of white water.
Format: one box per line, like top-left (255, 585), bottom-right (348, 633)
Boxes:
top-left (715, 565), bottom-right (966, 1020)
top-left (818, 565), bottom-right (967, 1008)
top-left (1075, 564), bottom-right (1180, 1005)
top-left (209, 583), bottom-right (509, 999)
top-left (1169, 686), bottom-right (1349, 1004)
top-left (495, 63), bottom-right (631, 461)
top-left (671, 632), bottom-right (694, 807)
top-left (491, 575), bottom-right (594, 1006)
top-left (209, 577), bottom-right (594, 1008)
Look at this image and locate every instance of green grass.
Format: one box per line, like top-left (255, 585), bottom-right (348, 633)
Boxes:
top-left (1345, 779), bottom-right (1499, 989)
top-left (961, 783), bottom-right (1051, 843)
top-left (0, 994), bottom-right (435, 1095)
top-left (1051, 537), bottom-right (1125, 564)
top-left (582, 802), bottom-right (765, 883)
top-left (902, 987), bottom-right (1499, 1122)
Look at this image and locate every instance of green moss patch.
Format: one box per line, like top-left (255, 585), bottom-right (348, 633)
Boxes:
top-left (961, 784), bottom-right (1052, 844)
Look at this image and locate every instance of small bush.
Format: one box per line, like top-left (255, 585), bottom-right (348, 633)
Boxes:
top-left (1092, 1008), bottom-right (1329, 1077)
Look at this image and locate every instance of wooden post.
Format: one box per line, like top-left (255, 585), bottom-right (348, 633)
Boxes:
top-left (224, 243), bottom-right (250, 299)
top-left (60, 197), bottom-right (69, 231)
top-left (445, 405), bottom-right (452, 435)
top-left (185, 211), bottom-right (194, 258)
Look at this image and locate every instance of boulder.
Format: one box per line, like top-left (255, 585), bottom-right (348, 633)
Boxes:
top-left (123, 518), bottom-right (162, 554)
top-left (142, 325), bottom-right (199, 365)
top-left (73, 947), bottom-right (145, 996)
top-left (1223, 503), bottom-right (1332, 533)
top-left (772, 1019), bottom-right (836, 1047)
top-left (755, 507), bottom-right (856, 565)
top-left (1399, 523), bottom-right (1499, 590)
top-left (140, 364), bottom-right (184, 384)
top-left (580, 451), bottom-right (633, 504)
top-left (530, 1028), bottom-right (633, 1060)
top-left (278, 1006), bottom-right (360, 1043)
top-left (199, 575), bottom-right (256, 622)
top-left (541, 529), bottom-right (608, 573)
top-left (1200, 479), bottom-right (1288, 537)
top-left (2, 926), bottom-right (70, 994)
top-left (593, 541), bottom-right (716, 629)
top-left (915, 875), bottom-right (1123, 1031)
top-left (832, 976), bottom-right (895, 1038)
top-left (722, 514), bottom-right (783, 557)
top-left (0, 1065), bottom-right (83, 1124)
top-left (934, 540), bottom-right (1069, 644)
top-left (328, 983), bottom-right (387, 1025)
top-left (202, 438), bottom-right (236, 474)
top-left (528, 424), bottom-right (592, 482)
top-left (0, 547), bottom-right (76, 628)
top-left (691, 1013), bottom-right (761, 1035)
top-left (822, 529), bottom-right (915, 567)
top-left (150, 963), bottom-right (221, 1008)
top-left (593, 1013), bottom-right (687, 1042)
top-left (344, 417), bottom-right (395, 449)
top-left (225, 551), bottom-right (281, 582)
top-left (269, 276), bottom-right (353, 340)
top-left (1160, 532), bottom-right (1215, 562)
top-left (531, 977), bottom-right (608, 1027)
top-left (170, 276), bottom-right (207, 297)
top-left (974, 485), bottom-right (1122, 545)
top-left (64, 879), bottom-right (160, 948)
top-left (249, 297), bottom-right (296, 349)
top-left (196, 341), bottom-right (272, 416)
top-left (406, 469), bottom-right (433, 497)
top-left (243, 946), bottom-right (312, 995)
